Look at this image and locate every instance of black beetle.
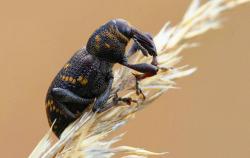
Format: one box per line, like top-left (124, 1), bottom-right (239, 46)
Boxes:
top-left (45, 19), bottom-right (158, 137)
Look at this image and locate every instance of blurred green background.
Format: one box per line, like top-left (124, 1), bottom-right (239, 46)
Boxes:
top-left (0, 0), bottom-right (250, 157)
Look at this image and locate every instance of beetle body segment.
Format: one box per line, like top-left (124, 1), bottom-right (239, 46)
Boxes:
top-left (46, 48), bottom-right (113, 137)
top-left (45, 19), bottom-right (158, 137)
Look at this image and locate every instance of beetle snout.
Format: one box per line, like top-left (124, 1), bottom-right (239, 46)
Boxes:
top-left (131, 30), bottom-right (157, 57)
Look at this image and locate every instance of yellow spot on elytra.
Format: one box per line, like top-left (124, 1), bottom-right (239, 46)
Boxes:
top-left (47, 100), bottom-right (53, 107)
top-left (81, 79), bottom-right (88, 85)
top-left (77, 76), bottom-right (83, 81)
top-left (105, 43), bottom-right (110, 48)
top-left (56, 108), bottom-right (59, 113)
top-left (52, 106), bottom-right (56, 111)
top-left (61, 75), bottom-right (76, 84)
top-left (69, 76), bottom-right (73, 82)
top-left (61, 75), bottom-right (66, 81)
top-left (64, 63), bottom-right (70, 69)
top-left (65, 76), bottom-right (69, 81)
top-left (77, 75), bottom-right (88, 86)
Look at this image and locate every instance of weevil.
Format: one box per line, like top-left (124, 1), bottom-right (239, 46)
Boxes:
top-left (45, 19), bottom-right (158, 137)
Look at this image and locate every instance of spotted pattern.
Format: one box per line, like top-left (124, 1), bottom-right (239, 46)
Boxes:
top-left (77, 75), bottom-right (88, 86)
top-left (95, 35), bottom-right (101, 50)
top-left (46, 24), bottom-right (117, 137)
top-left (60, 75), bottom-right (77, 84)
top-left (108, 24), bottom-right (129, 43)
top-left (46, 99), bottom-right (53, 107)
top-left (102, 30), bottom-right (115, 39)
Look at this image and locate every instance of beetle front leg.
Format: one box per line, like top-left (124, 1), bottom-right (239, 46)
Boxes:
top-left (92, 76), bottom-right (114, 113)
top-left (127, 33), bottom-right (158, 66)
top-left (92, 75), bottom-right (137, 113)
top-left (121, 61), bottom-right (158, 79)
top-left (120, 61), bottom-right (158, 98)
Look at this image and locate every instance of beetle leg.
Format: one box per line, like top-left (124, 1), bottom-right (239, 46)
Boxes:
top-left (118, 97), bottom-right (138, 105)
top-left (133, 75), bottom-right (145, 99)
top-left (121, 61), bottom-right (158, 79)
top-left (131, 29), bottom-right (157, 57)
top-left (113, 92), bottom-right (138, 105)
top-left (95, 93), bottom-right (138, 113)
top-left (127, 38), bottom-right (149, 57)
top-left (51, 88), bottom-right (94, 120)
top-left (53, 101), bottom-right (77, 120)
top-left (120, 61), bottom-right (158, 99)
top-left (151, 55), bottom-right (158, 66)
top-left (127, 33), bottom-right (159, 66)
top-left (92, 76), bottom-right (114, 113)
top-left (52, 88), bottom-right (94, 105)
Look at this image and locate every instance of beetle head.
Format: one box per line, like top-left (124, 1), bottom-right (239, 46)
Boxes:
top-left (86, 19), bottom-right (156, 64)
top-left (86, 19), bottom-right (130, 63)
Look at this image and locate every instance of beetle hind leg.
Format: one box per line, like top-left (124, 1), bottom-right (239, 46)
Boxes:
top-left (51, 87), bottom-right (94, 120)
top-left (113, 93), bottom-right (138, 105)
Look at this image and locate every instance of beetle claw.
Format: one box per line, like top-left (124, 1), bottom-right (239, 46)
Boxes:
top-left (132, 73), bottom-right (146, 100)
top-left (113, 93), bottom-right (137, 105)
top-left (151, 56), bottom-right (158, 66)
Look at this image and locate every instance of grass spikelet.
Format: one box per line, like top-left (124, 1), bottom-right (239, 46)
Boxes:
top-left (29, 0), bottom-right (250, 157)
